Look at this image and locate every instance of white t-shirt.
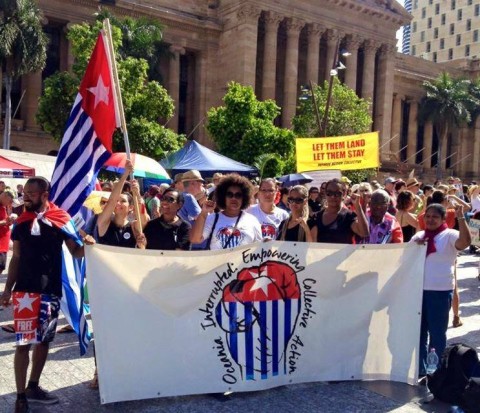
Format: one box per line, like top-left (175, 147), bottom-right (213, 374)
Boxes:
top-left (247, 204), bottom-right (289, 240)
top-left (202, 211), bottom-right (262, 250)
top-left (410, 229), bottom-right (459, 291)
top-left (471, 196), bottom-right (480, 214)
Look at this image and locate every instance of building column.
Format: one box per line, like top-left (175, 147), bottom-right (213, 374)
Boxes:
top-left (306, 23), bottom-right (324, 84)
top-left (344, 34), bottom-right (361, 92)
top-left (406, 99), bottom-right (418, 163)
top-left (324, 29), bottom-right (343, 83)
top-left (168, 45), bottom-right (185, 133)
top-left (361, 40), bottom-right (378, 117)
top-left (390, 93), bottom-right (402, 155)
top-left (262, 11), bottom-right (283, 100)
top-left (282, 18), bottom-right (304, 128)
top-left (22, 71), bottom-right (43, 131)
top-left (194, 51), bottom-right (208, 145)
top-left (440, 133), bottom-right (448, 172)
top-left (374, 43), bottom-right (396, 155)
top-left (473, 117), bottom-right (480, 176)
top-left (422, 121), bottom-right (433, 168)
top-left (235, 4), bottom-right (261, 87)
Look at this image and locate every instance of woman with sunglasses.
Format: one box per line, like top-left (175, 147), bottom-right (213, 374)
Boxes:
top-left (96, 160), bottom-right (148, 248)
top-left (141, 188), bottom-right (191, 250)
top-left (190, 174), bottom-right (262, 250)
top-left (277, 186), bottom-right (312, 242)
top-left (310, 178), bottom-right (369, 244)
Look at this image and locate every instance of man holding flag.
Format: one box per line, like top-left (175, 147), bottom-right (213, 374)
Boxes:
top-left (0, 177), bottom-right (94, 413)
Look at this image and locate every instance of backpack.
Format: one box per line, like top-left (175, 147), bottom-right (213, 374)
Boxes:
top-left (428, 343), bottom-right (480, 405)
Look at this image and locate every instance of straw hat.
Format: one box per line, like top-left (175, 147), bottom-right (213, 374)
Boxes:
top-left (182, 170), bottom-right (204, 182)
top-left (406, 177), bottom-right (421, 188)
top-left (174, 173), bottom-right (184, 183)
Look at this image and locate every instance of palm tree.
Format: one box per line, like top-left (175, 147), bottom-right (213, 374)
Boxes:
top-left (419, 72), bottom-right (479, 180)
top-left (0, 0), bottom-right (48, 149)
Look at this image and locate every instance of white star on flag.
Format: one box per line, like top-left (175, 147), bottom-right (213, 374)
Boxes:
top-left (249, 267), bottom-right (271, 295)
top-left (16, 293), bottom-right (39, 312)
top-left (87, 75), bottom-right (110, 109)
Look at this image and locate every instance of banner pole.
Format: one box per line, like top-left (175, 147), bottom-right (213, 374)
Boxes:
top-left (102, 19), bottom-right (144, 240)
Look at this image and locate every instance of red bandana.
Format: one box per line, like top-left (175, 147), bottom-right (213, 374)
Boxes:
top-left (423, 223), bottom-right (448, 256)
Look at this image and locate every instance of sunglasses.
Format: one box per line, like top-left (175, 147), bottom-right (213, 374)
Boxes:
top-left (226, 191), bottom-right (243, 199)
top-left (161, 196), bottom-right (177, 204)
top-left (326, 191), bottom-right (343, 198)
top-left (288, 197), bottom-right (305, 204)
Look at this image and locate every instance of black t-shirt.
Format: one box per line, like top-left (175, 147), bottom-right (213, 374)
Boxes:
top-left (12, 220), bottom-right (69, 297)
top-left (98, 221), bottom-right (136, 248)
top-left (277, 219), bottom-right (307, 242)
top-left (312, 209), bottom-right (356, 244)
top-left (308, 199), bottom-right (322, 214)
top-left (144, 217), bottom-right (191, 250)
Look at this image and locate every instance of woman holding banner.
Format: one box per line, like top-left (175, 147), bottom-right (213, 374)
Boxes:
top-left (310, 178), bottom-right (369, 244)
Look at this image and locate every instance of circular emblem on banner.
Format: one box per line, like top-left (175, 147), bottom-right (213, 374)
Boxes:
top-left (123, 232), bottom-right (131, 240)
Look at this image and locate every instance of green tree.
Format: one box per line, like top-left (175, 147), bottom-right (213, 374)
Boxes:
top-left (419, 72), bottom-right (478, 179)
top-left (36, 14), bottom-right (184, 158)
top-left (206, 82), bottom-right (296, 177)
top-left (0, 0), bottom-right (48, 149)
top-left (292, 79), bottom-right (373, 183)
top-left (293, 78), bottom-right (372, 138)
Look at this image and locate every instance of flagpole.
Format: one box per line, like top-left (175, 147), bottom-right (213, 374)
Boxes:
top-left (103, 19), bottom-right (144, 242)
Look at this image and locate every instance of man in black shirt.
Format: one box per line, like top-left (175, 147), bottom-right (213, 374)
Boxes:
top-left (0, 177), bottom-right (91, 413)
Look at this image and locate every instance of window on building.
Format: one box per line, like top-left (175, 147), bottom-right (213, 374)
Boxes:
top-left (421, 31), bottom-right (426, 42)
top-left (422, 7), bottom-right (426, 18)
top-left (448, 48), bottom-right (453, 59)
top-left (428, 17), bottom-right (432, 28)
top-left (440, 39), bottom-right (444, 49)
top-left (441, 13), bottom-right (446, 24)
top-left (457, 9), bottom-right (462, 20)
top-left (451, 0), bottom-right (456, 10)
top-left (434, 28), bottom-right (439, 39)
top-left (475, 4), bottom-right (480, 16)
top-left (474, 30), bottom-right (479, 42)
top-left (468, 0), bottom-right (472, 5)
top-left (429, 0), bottom-right (433, 4)
top-left (450, 23), bottom-right (455, 35)
top-left (467, 19), bottom-right (471, 31)
top-left (414, 0), bottom-right (418, 9)
top-left (435, 3), bottom-right (440, 14)
top-left (433, 52), bottom-right (437, 62)
top-left (427, 41), bottom-right (431, 52)
top-left (456, 34), bottom-right (461, 45)
top-left (466, 45), bottom-right (470, 57)
top-left (413, 22), bottom-right (417, 32)
top-left (412, 45), bottom-right (416, 56)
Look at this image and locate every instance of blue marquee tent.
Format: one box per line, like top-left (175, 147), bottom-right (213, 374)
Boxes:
top-left (160, 140), bottom-right (258, 179)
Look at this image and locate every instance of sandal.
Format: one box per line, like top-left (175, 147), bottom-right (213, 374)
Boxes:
top-left (57, 325), bottom-right (75, 334)
top-left (1, 323), bottom-right (15, 333)
top-left (87, 369), bottom-right (98, 389)
top-left (453, 315), bottom-right (463, 328)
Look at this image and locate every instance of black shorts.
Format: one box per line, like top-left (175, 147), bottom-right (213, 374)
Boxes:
top-left (0, 252), bottom-right (6, 272)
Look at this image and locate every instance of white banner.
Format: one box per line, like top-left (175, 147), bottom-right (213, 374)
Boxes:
top-left (85, 242), bottom-right (426, 404)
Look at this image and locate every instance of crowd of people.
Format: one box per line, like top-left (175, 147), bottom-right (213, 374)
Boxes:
top-left (0, 168), bottom-right (478, 412)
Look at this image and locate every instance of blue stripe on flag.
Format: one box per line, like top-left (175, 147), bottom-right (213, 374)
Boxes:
top-left (272, 300), bottom-right (278, 376)
top-left (244, 301), bottom-right (254, 380)
top-left (215, 301), bottom-right (222, 328)
top-left (260, 301), bottom-right (267, 379)
top-left (229, 302), bottom-right (238, 362)
top-left (284, 299), bottom-right (291, 375)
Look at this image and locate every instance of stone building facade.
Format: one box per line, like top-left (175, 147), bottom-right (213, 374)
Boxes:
top-left (1, 0), bottom-right (480, 180)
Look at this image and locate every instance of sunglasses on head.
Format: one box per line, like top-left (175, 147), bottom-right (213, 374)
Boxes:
top-left (326, 191), bottom-right (343, 198)
top-left (161, 196), bottom-right (177, 204)
top-left (287, 197), bottom-right (305, 204)
top-left (226, 191), bottom-right (243, 199)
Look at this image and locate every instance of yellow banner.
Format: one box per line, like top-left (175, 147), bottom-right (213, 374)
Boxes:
top-left (296, 132), bottom-right (379, 172)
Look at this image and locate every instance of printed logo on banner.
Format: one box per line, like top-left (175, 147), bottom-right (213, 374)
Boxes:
top-left (199, 247), bottom-right (318, 384)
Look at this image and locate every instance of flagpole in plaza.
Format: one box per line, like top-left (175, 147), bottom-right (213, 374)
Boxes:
top-left (103, 19), bottom-right (144, 239)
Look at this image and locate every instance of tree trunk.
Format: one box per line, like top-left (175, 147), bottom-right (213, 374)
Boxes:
top-left (3, 74), bottom-right (12, 150)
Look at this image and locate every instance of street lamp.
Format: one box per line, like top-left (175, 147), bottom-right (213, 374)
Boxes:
top-left (321, 42), bottom-right (350, 137)
top-left (299, 83), bottom-right (322, 134)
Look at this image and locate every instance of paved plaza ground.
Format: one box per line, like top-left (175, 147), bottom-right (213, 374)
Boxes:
top-left (1, 252), bottom-right (479, 413)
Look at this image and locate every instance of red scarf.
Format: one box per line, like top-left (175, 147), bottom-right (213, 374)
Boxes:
top-left (423, 223), bottom-right (448, 256)
top-left (16, 201), bottom-right (72, 230)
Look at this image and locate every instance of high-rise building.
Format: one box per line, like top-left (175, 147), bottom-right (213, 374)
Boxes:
top-left (407, 0), bottom-right (480, 62)
top-left (402, 0), bottom-right (413, 54)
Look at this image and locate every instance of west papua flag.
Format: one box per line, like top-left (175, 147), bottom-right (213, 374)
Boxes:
top-left (215, 261), bottom-right (301, 380)
top-left (49, 31), bottom-right (120, 355)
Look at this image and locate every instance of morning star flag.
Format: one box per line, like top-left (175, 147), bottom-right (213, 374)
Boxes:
top-left (49, 30), bottom-right (120, 355)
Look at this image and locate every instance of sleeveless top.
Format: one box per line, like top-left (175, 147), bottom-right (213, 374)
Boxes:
top-left (314, 209), bottom-right (356, 244)
top-left (98, 220), bottom-right (136, 248)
